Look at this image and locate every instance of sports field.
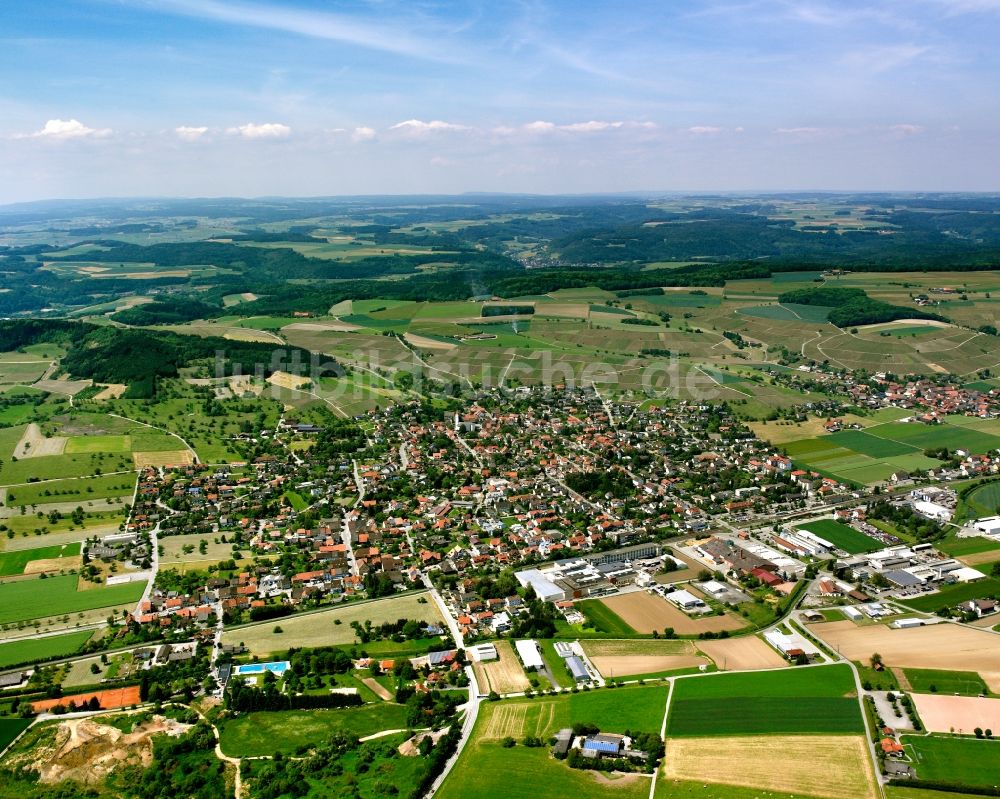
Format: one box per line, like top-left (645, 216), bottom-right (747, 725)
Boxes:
top-left (0, 574), bottom-right (145, 625)
top-left (795, 519), bottom-right (882, 554)
top-left (662, 735), bottom-right (877, 799)
top-left (903, 734), bottom-right (1000, 788)
top-left (220, 591), bottom-right (444, 656)
top-left (0, 629), bottom-right (94, 669)
top-left (911, 694), bottom-right (1000, 734)
top-left (666, 664), bottom-right (863, 736)
top-left (579, 639), bottom-right (710, 678)
top-left (218, 705), bottom-right (410, 757)
top-left (902, 668), bottom-right (989, 697)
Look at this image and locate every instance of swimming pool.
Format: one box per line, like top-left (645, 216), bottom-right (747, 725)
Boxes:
top-left (233, 660), bottom-right (291, 676)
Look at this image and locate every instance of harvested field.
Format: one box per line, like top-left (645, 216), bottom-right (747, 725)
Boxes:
top-left (662, 735), bottom-right (878, 799)
top-left (473, 640), bottom-right (530, 695)
top-left (31, 685), bottom-right (142, 713)
top-left (911, 694), bottom-right (1000, 734)
top-left (811, 620), bottom-right (1000, 692)
top-left (132, 450), bottom-right (194, 468)
top-left (695, 636), bottom-right (788, 671)
top-left (599, 591), bottom-right (744, 635)
top-left (92, 384), bottom-right (127, 400)
top-left (590, 653), bottom-right (705, 677)
top-left (33, 379), bottom-right (92, 396)
top-left (404, 333), bottom-right (455, 351)
top-left (14, 424), bottom-right (67, 459)
top-left (22, 554), bottom-right (82, 575)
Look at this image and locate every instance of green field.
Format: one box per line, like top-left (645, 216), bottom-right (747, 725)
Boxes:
top-left (666, 665), bottom-right (863, 736)
top-left (575, 599), bottom-right (639, 636)
top-left (899, 577), bottom-right (1000, 612)
top-left (438, 686), bottom-right (668, 799)
top-left (739, 303), bottom-right (831, 322)
top-left (795, 519), bottom-right (882, 554)
top-left (0, 542), bottom-right (81, 576)
top-left (0, 629), bottom-right (94, 668)
top-left (903, 734), bottom-right (1000, 788)
top-left (218, 705), bottom-right (410, 757)
top-left (934, 534), bottom-right (1000, 558)
top-left (902, 668), bottom-right (989, 697)
top-left (3, 472), bottom-right (137, 507)
top-left (955, 481), bottom-right (1000, 524)
top-left (0, 718), bottom-right (32, 752)
top-left (0, 573), bottom-right (145, 625)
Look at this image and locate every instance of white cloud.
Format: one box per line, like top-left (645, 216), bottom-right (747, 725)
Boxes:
top-left (175, 125), bottom-right (208, 141)
top-left (389, 119), bottom-right (470, 134)
top-left (890, 123), bottom-right (925, 136)
top-left (687, 125), bottom-right (723, 134)
top-left (227, 122), bottom-right (291, 139)
top-left (352, 126), bottom-right (376, 142)
top-left (22, 118), bottom-right (111, 140)
top-left (430, 155), bottom-right (454, 167)
top-left (776, 126), bottom-right (823, 135)
top-left (522, 121), bottom-right (557, 133)
top-left (559, 120), bottom-right (624, 132)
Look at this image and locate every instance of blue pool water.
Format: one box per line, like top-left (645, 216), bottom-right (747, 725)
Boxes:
top-left (234, 660), bottom-right (290, 676)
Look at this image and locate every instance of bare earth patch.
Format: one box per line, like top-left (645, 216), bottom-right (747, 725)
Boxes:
top-left (92, 384), bottom-right (128, 401)
top-left (589, 653), bottom-right (707, 677)
top-left (284, 321), bottom-right (362, 333)
top-left (362, 677), bottom-right (394, 702)
top-left (5, 715), bottom-right (191, 785)
top-left (599, 591), bottom-right (744, 635)
top-left (14, 423), bottom-right (67, 458)
top-left (22, 555), bottom-right (82, 575)
top-left (266, 370), bottom-right (313, 390)
top-left (695, 636), bottom-right (789, 671)
top-left (912, 694), bottom-right (1000, 734)
top-left (811, 620), bottom-right (1000, 692)
top-left (662, 735), bottom-right (878, 799)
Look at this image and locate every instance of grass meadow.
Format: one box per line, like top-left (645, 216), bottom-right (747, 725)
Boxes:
top-left (0, 574), bottom-right (145, 625)
top-left (903, 734), bottom-right (1000, 788)
top-left (0, 629), bottom-right (94, 669)
top-left (794, 519), bottom-right (882, 554)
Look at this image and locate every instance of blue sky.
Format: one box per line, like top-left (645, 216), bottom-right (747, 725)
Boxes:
top-left (1, 0), bottom-right (998, 201)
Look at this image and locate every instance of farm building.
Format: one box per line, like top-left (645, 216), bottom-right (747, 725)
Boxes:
top-left (565, 655), bottom-right (591, 683)
top-left (552, 728), bottom-right (573, 756)
top-left (665, 589), bottom-right (707, 611)
top-left (972, 515), bottom-right (1000, 536)
top-left (470, 643), bottom-right (498, 662)
top-left (514, 639), bottom-right (545, 671)
top-left (764, 629), bottom-right (820, 661)
top-left (892, 618), bottom-right (927, 629)
top-left (582, 733), bottom-right (625, 758)
top-left (843, 606), bottom-right (864, 621)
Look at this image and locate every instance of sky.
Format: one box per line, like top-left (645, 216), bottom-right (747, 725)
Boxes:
top-left (0, 0), bottom-right (999, 202)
